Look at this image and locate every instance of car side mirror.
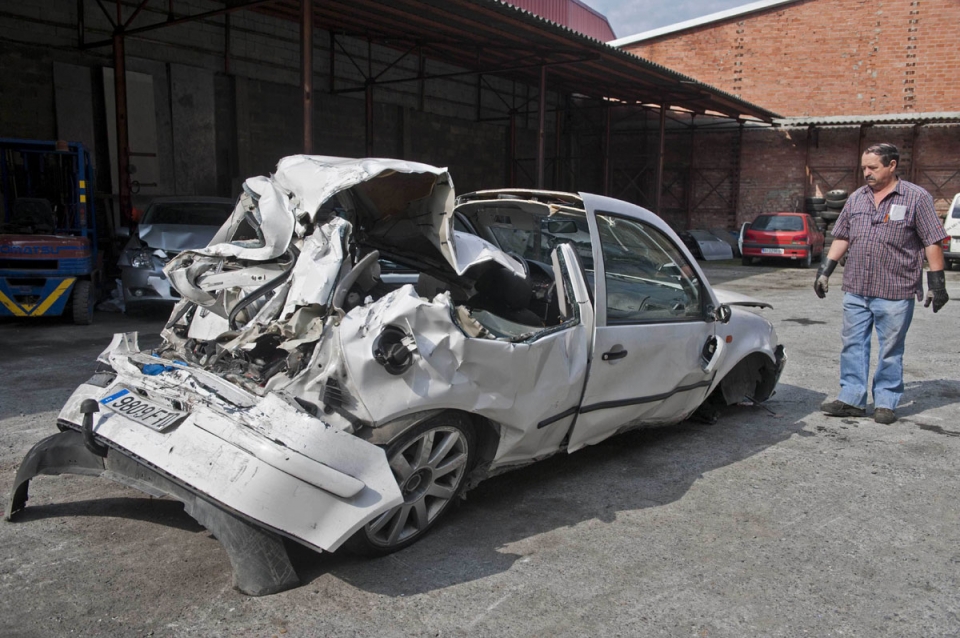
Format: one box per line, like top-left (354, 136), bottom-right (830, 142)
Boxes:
top-left (714, 304), bottom-right (732, 324)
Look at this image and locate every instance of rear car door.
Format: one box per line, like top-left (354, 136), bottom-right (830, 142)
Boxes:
top-left (568, 196), bottom-right (720, 452)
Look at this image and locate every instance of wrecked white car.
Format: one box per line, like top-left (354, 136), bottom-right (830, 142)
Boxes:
top-left (8, 156), bottom-right (785, 595)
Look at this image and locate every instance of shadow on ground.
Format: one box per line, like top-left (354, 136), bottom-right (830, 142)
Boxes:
top-left (290, 382), bottom-right (834, 595)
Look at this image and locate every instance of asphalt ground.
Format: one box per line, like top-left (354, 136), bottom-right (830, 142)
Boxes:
top-left (1, 262), bottom-right (958, 638)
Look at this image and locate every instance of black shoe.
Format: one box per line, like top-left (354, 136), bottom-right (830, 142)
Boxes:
top-left (820, 399), bottom-right (866, 417)
top-left (874, 408), bottom-right (897, 424)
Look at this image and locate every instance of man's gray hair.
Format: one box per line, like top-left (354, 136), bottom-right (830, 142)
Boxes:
top-left (864, 143), bottom-right (900, 167)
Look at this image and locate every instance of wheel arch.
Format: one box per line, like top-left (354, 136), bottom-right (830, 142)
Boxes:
top-left (710, 347), bottom-right (784, 406)
top-left (355, 408), bottom-right (501, 473)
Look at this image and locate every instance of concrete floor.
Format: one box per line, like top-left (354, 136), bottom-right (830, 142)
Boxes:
top-left (1, 262), bottom-right (958, 638)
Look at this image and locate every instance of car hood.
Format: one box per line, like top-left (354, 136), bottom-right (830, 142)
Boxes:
top-left (138, 223), bottom-right (224, 254)
top-left (712, 288), bottom-right (773, 309)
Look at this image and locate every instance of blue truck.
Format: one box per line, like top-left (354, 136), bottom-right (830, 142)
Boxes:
top-left (0, 139), bottom-right (99, 324)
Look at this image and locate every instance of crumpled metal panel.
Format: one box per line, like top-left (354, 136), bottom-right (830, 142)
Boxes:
top-left (336, 283), bottom-right (590, 465)
top-left (53, 335), bottom-right (407, 552)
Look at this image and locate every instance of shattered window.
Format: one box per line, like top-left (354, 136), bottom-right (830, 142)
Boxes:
top-left (596, 213), bottom-right (702, 323)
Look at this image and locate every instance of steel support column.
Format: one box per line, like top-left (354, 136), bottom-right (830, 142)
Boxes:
top-left (602, 105), bottom-right (610, 195)
top-left (654, 104), bottom-right (666, 214)
top-left (855, 124), bottom-right (867, 185)
top-left (224, 13), bottom-right (231, 74)
top-left (113, 2), bottom-right (131, 222)
top-left (365, 84), bottom-right (374, 156)
top-left (553, 103), bottom-right (562, 188)
top-left (365, 39), bottom-right (373, 156)
top-left (685, 115), bottom-right (695, 230)
top-left (301, 0), bottom-right (313, 153)
top-left (536, 66), bottom-right (546, 189)
top-left (734, 123), bottom-right (744, 222)
top-left (508, 111), bottom-right (516, 187)
top-left (910, 123), bottom-right (921, 183)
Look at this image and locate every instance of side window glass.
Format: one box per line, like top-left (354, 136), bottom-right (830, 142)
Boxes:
top-left (595, 213), bottom-right (702, 323)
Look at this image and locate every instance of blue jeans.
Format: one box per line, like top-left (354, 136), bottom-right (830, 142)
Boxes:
top-left (837, 293), bottom-right (915, 410)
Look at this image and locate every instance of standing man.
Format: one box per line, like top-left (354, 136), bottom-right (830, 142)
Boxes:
top-left (814, 142), bottom-right (949, 424)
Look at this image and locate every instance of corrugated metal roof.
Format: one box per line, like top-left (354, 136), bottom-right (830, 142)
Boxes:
top-left (774, 112), bottom-right (960, 127)
top-left (610, 0), bottom-right (800, 46)
top-left (508, 0), bottom-right (616, 41)
top-left (253, 0), bottom-right (779, 121)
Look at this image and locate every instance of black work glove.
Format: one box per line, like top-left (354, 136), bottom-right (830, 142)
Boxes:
top-left (814, 258), bottom-right (838, 299)
top-left (924, 270), bottom-right (948, 313)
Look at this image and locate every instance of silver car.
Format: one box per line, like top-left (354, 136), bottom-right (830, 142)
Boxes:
top-left (118, 196), bottom-right (234, 310)
top-left (9, 157), bottom-right (785, 595)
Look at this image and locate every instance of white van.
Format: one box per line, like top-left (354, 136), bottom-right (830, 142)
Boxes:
top-left (945, 193), bottom-right (960, 270)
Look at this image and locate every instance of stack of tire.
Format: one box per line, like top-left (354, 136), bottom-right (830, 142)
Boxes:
top-left (804, 196), bottom-right (829, 232)
top-left (820, 189), bottom-right (848, 222)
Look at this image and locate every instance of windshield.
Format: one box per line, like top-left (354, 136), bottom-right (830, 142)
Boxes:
top-left (751, 215), bottom-right (804, 231)
top-left (481, 212), bottom-right (594, 269)
top-left (142, 202), bottom-right (234, 226)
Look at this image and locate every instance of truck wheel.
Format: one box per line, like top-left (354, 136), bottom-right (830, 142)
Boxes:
top-left (72, 280), bottom-right (94, 325)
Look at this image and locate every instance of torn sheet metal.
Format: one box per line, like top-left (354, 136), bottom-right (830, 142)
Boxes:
top-left (336, 284), bottom-right (590, 464)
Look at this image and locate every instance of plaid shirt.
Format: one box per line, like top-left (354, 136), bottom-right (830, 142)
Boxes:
top-left (832, 178), bottom-right (947, 300)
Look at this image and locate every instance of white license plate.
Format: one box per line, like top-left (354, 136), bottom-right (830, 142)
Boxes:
top-left (761, 248), bottom-right (785, 255)
top-left (101, 388), bottom-right (187, 431)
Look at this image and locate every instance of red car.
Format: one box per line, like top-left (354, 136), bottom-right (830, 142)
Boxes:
top-left (740, 212), bottom-right (824, 268)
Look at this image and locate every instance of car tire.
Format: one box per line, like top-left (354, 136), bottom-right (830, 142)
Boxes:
top-left (71, 280), bottom-right (94, 325)
top-left (825, 198), bottom-right (846, 210)
top-left (825, 189), bottom-right (848, 202)
top-left (348, 413), bottom-right (476, 556)
top-left (799, 248), bottom-right (812, 269)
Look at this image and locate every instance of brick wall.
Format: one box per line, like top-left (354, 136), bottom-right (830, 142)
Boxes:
top-left (736, 124), bottom-right (960, 225)
top-left (622, 0), bottom-right (960, 117)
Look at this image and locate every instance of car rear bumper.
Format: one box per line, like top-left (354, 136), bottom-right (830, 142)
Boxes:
top-left (741, 243), bottom-right (811, 259)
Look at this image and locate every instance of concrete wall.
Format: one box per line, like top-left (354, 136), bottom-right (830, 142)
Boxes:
top-left (621, 0), bottom-right (960, 118)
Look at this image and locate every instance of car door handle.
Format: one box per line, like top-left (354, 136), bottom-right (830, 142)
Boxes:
top-left (602, 349), bottom-right (628, 361)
